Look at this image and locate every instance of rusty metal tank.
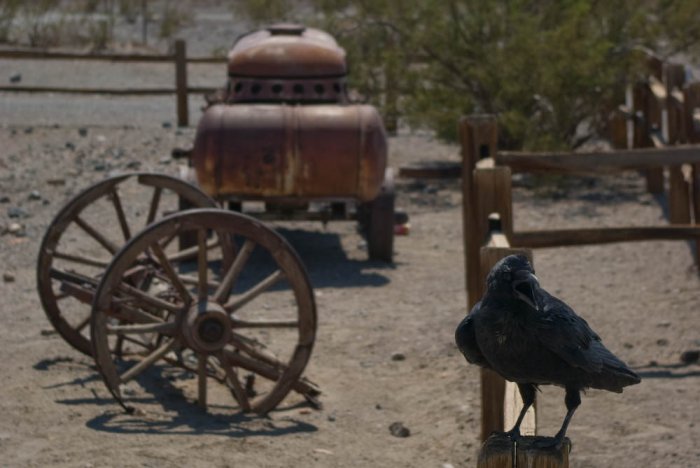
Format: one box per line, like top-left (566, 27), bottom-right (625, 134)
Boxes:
top-left (192, 24), bottom-right (388, 202)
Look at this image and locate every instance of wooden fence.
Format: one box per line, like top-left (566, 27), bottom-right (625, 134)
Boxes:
top-left (462, 54), bottom-right (700, 467)
top-left (462, 109), bottom-right (700, 467)
top-left (0, 40), bottom-right (225, 126)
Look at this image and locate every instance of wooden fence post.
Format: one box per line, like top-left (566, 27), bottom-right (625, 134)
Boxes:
top-left (665, 63), bottom-right (692, 224)
top-left (478, 434), bottom-right (570, 468)
top-left (475, 167), bottom-right (513, 241)
top-left (633, 83), bottom-right (664, 193)
top-left (460, 114), bottom-right (498, 310)
top-left (174, 39), bottom-right (188, 127)
top-left (684, 83), bottom-right (700, 264)
top-left (478, 240), bottom-right (533, 441)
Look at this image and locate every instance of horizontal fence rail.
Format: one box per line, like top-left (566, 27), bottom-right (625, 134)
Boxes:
top-left (0, 40), bottom-right (226, 125)
top-left (496, 144), bottom-right (700, 174)
top-left (0, 48), bottom-right (226, 63)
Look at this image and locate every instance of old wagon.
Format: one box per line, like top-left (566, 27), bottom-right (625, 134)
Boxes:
top-left (36, 24), bottom-right (397, 416)
top-left (181, 23), bottom-right (397, 262)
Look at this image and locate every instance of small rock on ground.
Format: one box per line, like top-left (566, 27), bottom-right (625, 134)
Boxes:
top-left (389, 421), bottom-right (410, 438)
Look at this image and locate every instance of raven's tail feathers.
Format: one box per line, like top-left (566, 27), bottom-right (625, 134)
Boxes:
top-left (590, 344), bottom-right (641, 392)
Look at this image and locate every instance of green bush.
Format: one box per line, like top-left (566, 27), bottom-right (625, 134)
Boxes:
top-left (233, 0), bottom-right (700, 150)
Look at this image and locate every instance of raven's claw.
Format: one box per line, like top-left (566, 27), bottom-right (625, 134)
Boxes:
top-left (504, 428), bottom-right (521, 442)
top-left (529, 436), bottom-right (567, 451)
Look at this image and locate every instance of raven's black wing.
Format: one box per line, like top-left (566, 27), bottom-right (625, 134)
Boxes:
top-left (533, 290), bottom-right (641, 390)
top-left (455, 301), bottom-right (490, 367)
top-left (531, 291), bottom-right (604, 373)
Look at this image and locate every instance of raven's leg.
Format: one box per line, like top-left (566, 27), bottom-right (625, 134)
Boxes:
top-left (533, 386), bottom-right (581, 449)
top-left (552, 386), bottom-right (580, 444)
top-left (504, 383), bottom-right (536, 441)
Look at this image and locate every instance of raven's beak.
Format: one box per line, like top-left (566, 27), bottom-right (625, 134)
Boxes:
top-left (512, 270), bottom-right (540, 311)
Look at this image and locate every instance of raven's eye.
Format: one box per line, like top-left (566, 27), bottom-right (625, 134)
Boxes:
top-left (502, 272), bottom-right (512, 282)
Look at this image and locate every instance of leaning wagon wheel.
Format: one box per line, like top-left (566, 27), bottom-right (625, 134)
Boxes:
top-left (91, 209), bottom-right (317, 414)
top-left (37, 173), bottom-right (218, 356)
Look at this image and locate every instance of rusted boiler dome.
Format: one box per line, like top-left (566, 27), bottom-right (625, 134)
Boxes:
top-left (228, 23), bottom-right (347, 78)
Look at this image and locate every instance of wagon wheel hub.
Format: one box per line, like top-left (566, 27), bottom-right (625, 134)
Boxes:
top-left (182, 301), bottom-right (232, 354)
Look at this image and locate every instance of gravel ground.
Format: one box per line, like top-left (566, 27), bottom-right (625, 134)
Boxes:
top-left (0, 123), bottom-right (699, 467)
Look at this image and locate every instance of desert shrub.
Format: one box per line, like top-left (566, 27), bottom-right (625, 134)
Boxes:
top-left (158, 1), bottom-right (190, 39)
top-left (233, 0), bottom-right (700, 150)
top-left (0, 0), bottom-right (21, 43)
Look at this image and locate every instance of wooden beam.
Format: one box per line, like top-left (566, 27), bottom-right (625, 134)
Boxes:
top-left (669, 166), bottom-right (692, 224)
top-left (692, 164), bottom-right (700, 264)
top-left (475, 167), bottom-right (513, 241)
top-left (0, 48), bottom-right (225, 64)
top-left (494, 144), bottom-right (700, 174)
top-left (0, 85), bottom-right (217, 95)
top-left (632, 83), bottom-right (665, 193)
top-left (0, 49), bottom-right (174, 61)
top-left (511, 225), bottom-right (700, 248)
top-left (683, 83), bottom-right (700, 144)
top-left (477, 434), bottom-right (570, 468)
top-left (0, 86), bottom-right (177, 95)
top-left (460, 115), bottom-right (498, 310)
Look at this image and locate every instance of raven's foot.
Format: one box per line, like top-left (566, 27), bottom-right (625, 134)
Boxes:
top-left (528, 436), bottom-right (572, 452)
top-left (504, 427), bottom-right (521, 442)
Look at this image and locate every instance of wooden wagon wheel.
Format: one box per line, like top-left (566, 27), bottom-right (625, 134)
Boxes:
top-left (90, 209), bottom-right (318, 414)
top-left (37, 173), bottom-right (218, 356)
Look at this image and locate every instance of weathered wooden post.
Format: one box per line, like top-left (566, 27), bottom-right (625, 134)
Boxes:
top-left (633, 82), bottom-right (664, 194)
top-left (665, 63), bottom-right (691, 224)
top-left (460, 114), bottom-right (498, 310)
top-left (477, 434), bottom-right (571, 468)
top-left (684, 82), bottom-right (700, 263)
top-left (174, 39), bottom-right (188, 127)
top-left (477, 224), bottom-right (571, 467)
top-left (477, 217), bottom-right (531, 439)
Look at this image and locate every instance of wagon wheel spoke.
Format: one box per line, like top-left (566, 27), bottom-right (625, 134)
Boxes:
top-left (145, 187), bottom-right (163, 227)
top-left (53, 251), bottom-right (110, 268)
top-left (114, 282), bottom-right (183, 313)
top-left (213, 239), bottom-right (255, 303)
top-left (149, 242), bottom-right (192, 305)
top-left (229, 332), bottom-right (288, 370)
top-left (231, 317), bottom-right (299, 329)
top-left (106, 321), bottom-right (176, 336)
top-left (158, 230), bottom-right (179, 250)
top-left (110, 188), bottom-right (132, 242)
top-left (223, 270), bottom-right (285, 313)
top-left (218, 352), bottom-right (252, 412)
top-left (119, 338), bottom-right (177, 383)
top-left (167, 237), bottom-right (220, 263)
top-left (74, 215), bottom-right (119, 254)
top-left (221, 347), bottom-right (284, 386)
top-left (108, 303), bottom-right (166, 325)
top-left (73, 315), bottom-right (91, 333)
top-left (196, 229), bottom-right (209, 301)
top-left (118, 334), bottom-right (160, 355)
top-left (174, 274), bottom-right (220, 289)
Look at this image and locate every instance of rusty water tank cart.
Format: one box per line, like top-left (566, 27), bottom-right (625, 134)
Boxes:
top-left (183, 24), bottom-right (400, 262)
top-left (37, 173), bottom-right (321, 414)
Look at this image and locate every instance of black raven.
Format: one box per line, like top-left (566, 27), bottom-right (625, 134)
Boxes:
top-left (455, 254), bottom-right (640, 447)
